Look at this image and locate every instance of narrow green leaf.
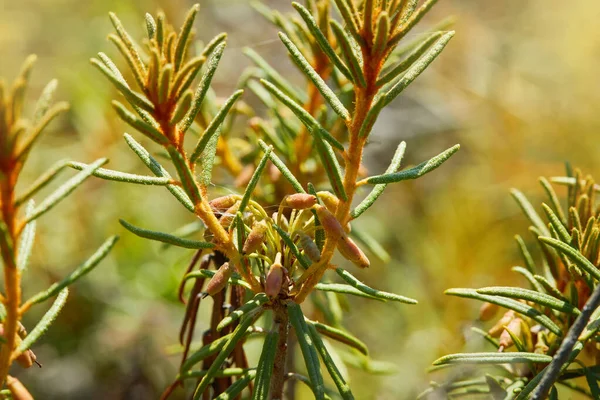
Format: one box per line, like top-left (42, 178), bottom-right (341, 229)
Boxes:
top-left (108, 12), bottom-right (146, 75)
top-left (260, 79), bottom-right (318, 128)
top-left (15, 159), bottom-right (70, 207)
top-left (372, 12), bottom-right (390, 57)
top-left (239, 147), bottom-right (272, 213)
top-left (511, 189), bottom-right (551, 237)
top-left (112, 100), bottom-right (168, 145)
top-left (244, 47), bottom-right (306, 104)
top-left (215, 371), bottom-right (257, 400)
top-left (158, 64), bottom-right (173, 105)
top-left (26, 158), bottom-right (108, 223)
top-left (258, 140), bottom-right (305, 193)
top-left (179, 368), bottom-right (254, 380)
top-left (32, 79), bottom-right (58, 124)
top-left (194, 312), bottom-right (260, 399)
top-left (171, 57), bottom-right (206, 102)
top-left (217, 293), bottom-right (269, 332)
top-left (314, 133), bottom-right (347, 201)
top-left (352, 141), bottom-right (406, 218)
top-left (382, 31), bottom-right (454, 108)
top-left (511, 266), bottom-right (545, 293)
top-left (145, 13), bottom-right (156, 39)
top-left (190, 90), bottom-right (244, 163)
top-left (542, 204), bottom-right (570, 243)
top-left (180, 333), bottom-right (234, 372)
top-left (17, 200), bottom-right (36, 272)
top-left (252, 331), bottom-right (279, 400)
top-left (307, 323), bottom-right (354, 400)
top-left (314, 282), bottom-right (382, 301)
top-left (179, 42), bottom-right (226, 134)
top-left (388, 0), bottom-right (439, 48)
top-left (445, 288), bottom-right (563, 336)
top-left (279, 32), bottom-right (350, 121)
top-left (16, 102), bottom-right (70, 162)
top-left (167, 146), bottom-right (202, 202)
top-left (515, 235), bottom-right (537, 274)
top-left (120, 220), bottom-right (212, 249)
top-left (18, 288), bottom-right (69, 353)
top-left (26, 236), bottom-right (118, 306)
top-left (330, 20), bottom-right (366, 87)
top-left (366, 144), bottom-right (459, 185)
top-left (174, 4), bottom-right (200, 71)
top-left (292, 2), bottom-right (354, 83)
top-left (199, 33), bottom-right (228, 60)
top-left (476, 287), bottom-right (580, 315)
top-left (336, 268), bottom-right (417, 303)
top-left (432, 352), bottom-right (552, 366)
top-left (288, 302), bottom-right (325, 400)
top-left (377, 32), bottom-right (442, 86)
top-left (123, 133), bottom-right (195, 212)
top-left (198, 124), bottom-right (220, 187)
top-left (551, 176), bottom-right (600, 192)
top-left (91, 57), bottom-right (154, 112)
top-left (539, 236), bottom-right (600, 281)
top-left (170, 90), bottom-right (193, 124)
top-left (470, 327), bottom-right (499, 349)
top-left (107, 34), bottom-right (147, 90)
top-left (68, 161), bottom-right (171, 185)
top-left (309, 320), bottom-right (368, 356)
top-left (331, 0), bottom-right (362, 43)
top-left (539, 177), bottom-right (567, 227)
top-left (363, 0), bottom-right (374, 43)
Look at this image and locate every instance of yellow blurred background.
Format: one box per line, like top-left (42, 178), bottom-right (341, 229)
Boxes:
top-left (2, 0), bottom-right (600, 398)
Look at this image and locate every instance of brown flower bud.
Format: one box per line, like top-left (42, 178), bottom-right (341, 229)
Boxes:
top-left (317, 191), bottom-right (339, 213)
top-left (243, 220), bottom-right (268, 254)
top-left (285, 194), bottom-right (317, 209)
top-left (479, 302), bottom-right (499, 322)
top-left (297, 232), bottom-right (321, 262)
top-left (6, 376), bottom-right (33, 400)
top-left (265, 262), bottom-right (284, 298)
top-left (499, 318), bottom-right (523, 349)
top-left (15, 349), bottom-right (36, 369)
top-left (337, 235), bottom-right (370, 268)
top-left (314, 205), bottom-right (344, 240)
top-left (205, 262), bottom-right (234, 297)
top-left (209, 195), bottom-right (238, 212)
top-left (219, 203), bottom-right (240, 229)
top-left (489, 311), bottom-right (515, 337)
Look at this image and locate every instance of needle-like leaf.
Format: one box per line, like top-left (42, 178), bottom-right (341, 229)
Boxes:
top-left (336, 268), bottom-right (417, 303)
top-left (432, 352), bottom-right (552, 366)
top-left (252, 330), bottom-right (279, 400)
top-left (17, 201), bottom-right (36, 272)
top-left (18, 288), bottom-right (69, 353)
top-left (120, 220), bottom-right (213, 249)
top-left (476, 287), bottom-right (580, 315)
top-left (258, 140), bottom-right (305, 193)
top-left (217, 293), bottom-right (269, 332)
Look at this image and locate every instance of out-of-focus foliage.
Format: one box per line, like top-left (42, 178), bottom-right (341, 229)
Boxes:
top-left (1, 0), bottom-right (599, 399)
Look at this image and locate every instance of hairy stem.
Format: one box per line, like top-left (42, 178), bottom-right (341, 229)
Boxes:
top-left (0, 169), bottom-right (21, 387)
top-left (269, 301), bottom-right (290, 399)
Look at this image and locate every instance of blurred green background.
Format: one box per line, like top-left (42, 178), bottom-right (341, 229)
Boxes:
top-left (2, 0), bottom-right (600, 398)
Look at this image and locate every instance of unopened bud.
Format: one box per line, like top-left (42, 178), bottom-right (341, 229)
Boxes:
top-left (297, 232), bottom-right (321, 262)
top-left (6, 376), bottom-right (33, 400)
top-left (285, 194), bottom-right (317, 209)
top-left (337, 236), bottom-right (370, 268)
top-left (15, 349), bottom-right (36, 369)
top-left (243, 220), bottom-right (268, 254)
top-left (314, 205), bottom-right (344, 240)
top-left (219, 203), bottom-right (240, 229)
top-left (209, 195), bottom-right (238, 212)
top-left (479, 302), bottom-right (499, 322)
top-left (205, 262), bottom-right (234, 297)
top-left (265, 262), bottom-right (284, 298)
top-left (489, 311), bottom-right (515, 337)
top-left (499, 318), bottom-right (523, 349)
top-left (317, 191), bottom-right (339, 213)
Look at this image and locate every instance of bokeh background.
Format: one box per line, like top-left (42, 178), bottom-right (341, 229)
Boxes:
top-left (1, 0), bottom-right (600, 398)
